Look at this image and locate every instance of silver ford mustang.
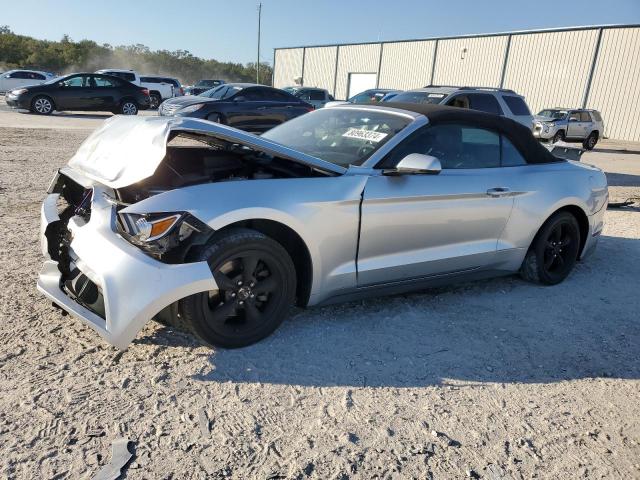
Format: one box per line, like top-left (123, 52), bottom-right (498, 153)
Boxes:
top-left (37, 104), bottom-right (608, 349)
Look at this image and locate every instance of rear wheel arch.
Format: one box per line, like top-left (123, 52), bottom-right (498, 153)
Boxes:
top-left (532, 205), bottom-right (589, 258)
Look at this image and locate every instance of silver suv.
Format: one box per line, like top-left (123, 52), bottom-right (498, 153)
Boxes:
top-left (533, 108), bottom-right (604, 150)
top-left (387, 85), bottom-right (534, 128)
top-left (282, 86), bottom-right (334, 109)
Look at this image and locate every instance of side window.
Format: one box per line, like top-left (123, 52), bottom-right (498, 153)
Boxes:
top-left (379, 124), bottom-right (500, 169)
top-left (266, 89), bottom-right (296, 102)
top-left (33, 73), bottom-right (46, 80)
top-left (309, 90), bottom-right (325, 101)
top-left (502, 95), bottom-right (531, 116)
top-left (446, 95), bottom-right (470, 109)
top-left (241, 88), bottom-right (266, 101)
top-left (579, 111), bottom-right (592, 122)
top-left (468, 93), bottom-right (503, 115)
top-left (501, 136), bottom-right (527, 167)
top-left (93, 76), bottom-right (118, 87)
top-left (12, 71), bottom-right (30, 79)
top-left (591, 111), bottom-right (603, 122)
top-left (61, 76), bottom-right (89, 87)
top-left (568, 111), bottom-right (580, 122)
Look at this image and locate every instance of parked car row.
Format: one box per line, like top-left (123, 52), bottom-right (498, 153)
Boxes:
top-left (1, 66), bottom-right (605, 148)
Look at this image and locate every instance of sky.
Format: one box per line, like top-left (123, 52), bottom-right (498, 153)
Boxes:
top-left (1, 0), bottom-right (639, 65)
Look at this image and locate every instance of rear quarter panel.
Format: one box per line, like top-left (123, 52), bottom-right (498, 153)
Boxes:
top-left (497, 161), bottom-right (607, 253)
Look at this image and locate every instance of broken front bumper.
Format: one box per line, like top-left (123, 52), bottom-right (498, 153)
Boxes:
top-left (37, 171), bottom-right (216, 349)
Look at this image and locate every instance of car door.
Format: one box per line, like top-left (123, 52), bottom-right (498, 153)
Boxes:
top-left (358, 123), bottom-right (516, 286)
top-left (2, 71), bottom-right (29, 90)
top-left (91, 75), bottom-right (121, 110)
top-left (566, 111), bottom-right (582, 138)
top-left (579, 111), bottom-right (593, 138)
top-left (223, 87), bottom-right (268, 131)
top-left (56, 75), bottom-right (97, 110)
top-left (264, 88), bottom-right (310, 127)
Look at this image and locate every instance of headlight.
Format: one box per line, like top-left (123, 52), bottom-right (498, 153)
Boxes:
top-left (10, 88), bottom-right (27, 95)
top-left (135, 214), bottom-right (182, 242)
top-left (178, 103), bottom-right (206, 114)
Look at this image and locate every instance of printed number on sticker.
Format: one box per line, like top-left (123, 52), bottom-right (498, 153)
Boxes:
top-left (342, 128), bottom-right (388, 143)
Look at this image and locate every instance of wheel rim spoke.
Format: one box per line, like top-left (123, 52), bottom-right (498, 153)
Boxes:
top-left (241, 255), bottom-right (260, 283)
top-left (254, 275), bottom-right (277, 295)
top-left (212, 271), bottom-right (236, 291)
top-left (204, 298), bottom-right (237, 325)
top-left (544, 252), bottom-right (555, 269)
top-left (243, 301), bottom-right (262, 324)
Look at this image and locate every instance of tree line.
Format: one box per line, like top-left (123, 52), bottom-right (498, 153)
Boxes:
top-left (0, 26), bottom-right (272, 86)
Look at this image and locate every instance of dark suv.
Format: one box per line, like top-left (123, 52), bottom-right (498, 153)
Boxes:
top-left (5, 73), bottom-right (150, 115)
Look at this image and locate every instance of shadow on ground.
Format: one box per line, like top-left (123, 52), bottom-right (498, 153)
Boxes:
top-left (141, 234), bottom-right (640, 388)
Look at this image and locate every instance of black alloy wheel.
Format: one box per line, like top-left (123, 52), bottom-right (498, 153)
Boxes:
top-left (178, 229), bottom-right (296, 348)
top-left (521, 211), bottom-right (581, 285)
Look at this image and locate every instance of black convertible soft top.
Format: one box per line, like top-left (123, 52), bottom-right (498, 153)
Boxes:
top-left (385, 103), bottom-right (561, 164)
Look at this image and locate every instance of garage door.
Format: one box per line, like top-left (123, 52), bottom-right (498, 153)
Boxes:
top-left (347, 73), bottom-right (377, 99)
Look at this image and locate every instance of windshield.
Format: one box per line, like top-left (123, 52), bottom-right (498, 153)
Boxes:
top-left (197, 80), bottom-right (220, 87)
top-left (538, 109), bottom-right (568, 119)
top-left (388, 91), bottom-right (446, 104)
top-left (199, 85), bottom-right (242, 99)
top-left (262, 107), bottom-right (411, 167)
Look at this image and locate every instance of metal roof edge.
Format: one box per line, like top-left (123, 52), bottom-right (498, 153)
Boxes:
top-left (273, 23), bottom-right (640, 51)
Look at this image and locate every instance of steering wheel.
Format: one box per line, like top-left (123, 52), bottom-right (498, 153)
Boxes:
top-left (356, 141), bottom-right (376, 158)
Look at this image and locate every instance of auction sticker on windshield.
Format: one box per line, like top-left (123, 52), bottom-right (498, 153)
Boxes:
top-left (342, 128), bottom-right (388, 142)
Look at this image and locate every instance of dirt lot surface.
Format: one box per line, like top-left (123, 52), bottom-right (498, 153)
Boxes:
top-left (0, 103), bottom-right (639, 479)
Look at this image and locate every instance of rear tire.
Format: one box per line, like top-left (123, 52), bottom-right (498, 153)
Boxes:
top-left (149, 93), bottom-right (161, 110)
top-left (119, 100), bottom-right (138, 115)
top-left (178, 228), bottom-right (296, 348)
top-left (520, 212), bottom-right (581, 285)
top-left (583, 132), bottom-right (598, 150)
top-left (30, 95), bottom-right (54, 115)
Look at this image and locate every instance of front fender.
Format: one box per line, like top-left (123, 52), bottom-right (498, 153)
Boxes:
top-left (122, 176), bottom-right (369, 304)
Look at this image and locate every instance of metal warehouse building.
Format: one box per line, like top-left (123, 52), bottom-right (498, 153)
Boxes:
top-left (273, 25), bottom-right (640, 142)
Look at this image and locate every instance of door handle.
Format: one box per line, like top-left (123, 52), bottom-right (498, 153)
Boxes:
top-left (487, 187), bottom-right (511, 197)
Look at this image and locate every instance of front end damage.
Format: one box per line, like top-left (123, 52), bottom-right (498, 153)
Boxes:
top-left (37, 115), bottom-right (342, 348)
top-left (37, 169), bottom-right (217, 349)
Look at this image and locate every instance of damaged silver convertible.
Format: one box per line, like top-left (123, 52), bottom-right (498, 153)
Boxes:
top-left (38, 104), bottom-right (608, 349)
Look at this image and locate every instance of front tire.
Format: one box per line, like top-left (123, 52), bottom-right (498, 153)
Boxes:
top-left (552, 130), bottom-right (565, 143)
top-left (520, 212), bottom-right (581, 285)
top-left (119, 100), bottom-right (138, 115)
top-left (178, 228), bottom-right (296, 348)
top-left (31, 95), bottom-right (54, 115)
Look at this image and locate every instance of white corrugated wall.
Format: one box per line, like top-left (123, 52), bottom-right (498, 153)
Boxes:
top-left (503, 30), bottom-right (599, 116)
top-left (334, 43), bottom-right (381, 100)
top-left (433, 35), bottom-right (508, 87)
top-left (378, 40), bottom-right (436, 90)
top-left (302, 46), bottom-right (338, 92)
top-left (274, 26), bottom-right (640, 141)
top-left (586, 27), bottom-right (640, 142)
top-left (273, 48), bottom-right (304, 88)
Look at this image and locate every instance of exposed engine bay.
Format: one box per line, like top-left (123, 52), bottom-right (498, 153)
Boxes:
top-left (116, 133), bottom-right (327, 204)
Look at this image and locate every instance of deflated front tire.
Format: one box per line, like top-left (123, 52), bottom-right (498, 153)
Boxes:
top-left (177, 228), bottom-right (296, 348)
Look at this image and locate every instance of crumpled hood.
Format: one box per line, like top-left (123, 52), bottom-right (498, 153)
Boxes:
top-left (68, 116), bottom-right (173, 188)
top-left (67, 115), bottom-right (345, 188)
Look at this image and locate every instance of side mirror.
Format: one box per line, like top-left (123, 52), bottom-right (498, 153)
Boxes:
top-left (385, 153), bottom-right (442, 175)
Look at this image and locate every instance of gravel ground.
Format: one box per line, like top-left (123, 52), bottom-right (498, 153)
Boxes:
top-left (0, 116), bottom-right (639, 479)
